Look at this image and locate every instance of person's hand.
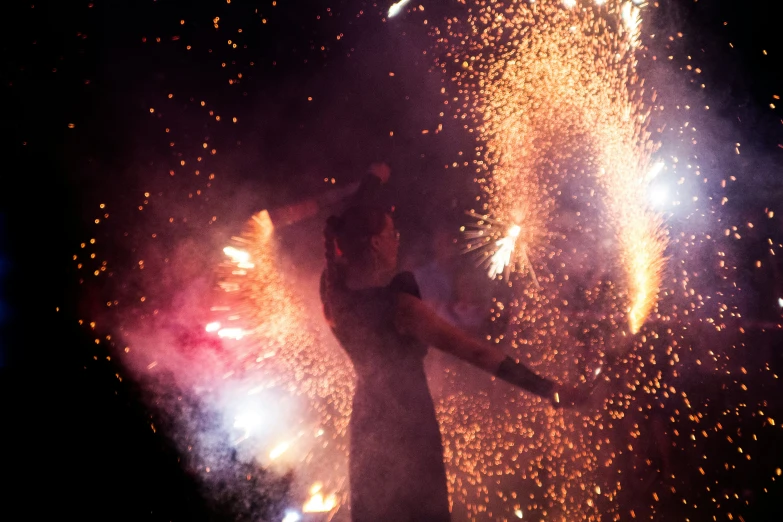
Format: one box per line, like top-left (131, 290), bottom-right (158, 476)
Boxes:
top-left (551, 381), bottom-right (595, 409)
top-left (368, 162), bottom-right (391, 184)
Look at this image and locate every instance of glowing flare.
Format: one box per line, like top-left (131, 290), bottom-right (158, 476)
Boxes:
top-left (488, 224), bottom-right (521, 278)
top-left (625, 225), bottom-right (666, 334)
top-left (223, 246), bottom-right (255, 269)
top-left (303, 483), bottom-right (338, 513)
top-left (387, 0), bottom-right (410, 18)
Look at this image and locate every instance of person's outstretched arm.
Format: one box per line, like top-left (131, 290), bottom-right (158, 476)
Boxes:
top-left (395, 292), bottom-right (567, 403)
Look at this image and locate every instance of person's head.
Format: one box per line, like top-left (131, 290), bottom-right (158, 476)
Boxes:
top-left (325, 205), bottom-right (399, 274)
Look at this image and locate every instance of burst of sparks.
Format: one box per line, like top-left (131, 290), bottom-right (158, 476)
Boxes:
top-left (436, 0), bottom-right (672, 517)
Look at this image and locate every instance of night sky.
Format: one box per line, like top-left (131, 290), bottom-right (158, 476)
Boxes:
top-left (2, 0), bottom-right (782, 520)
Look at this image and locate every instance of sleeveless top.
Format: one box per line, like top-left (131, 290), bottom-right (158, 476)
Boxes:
top-left (321, 271), bottom-right (450, 522)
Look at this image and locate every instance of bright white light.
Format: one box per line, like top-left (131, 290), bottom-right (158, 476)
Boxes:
top-left (282, 511), bottom-right (301, 522)
top-left (223, 246), bottom-right (255, 269)
top-left (488, 224), bottom-right (521, 278)
top-left (562, 0), bottom-right (576, 7)
top-left (648, 185), bottom-right (670, 207)
top-left (218, 327), bottom-right (246, 340)
top-left (387, 0), bottom-right (410, 17)
top-left (234, 412), bottom-right (261, 431)
top-left (778, 297), bottom-right (783, 308)
top-left (515, 508), bottom-right (524, 518)
top-left (205, 321), bottom-right (221, 332)
top-left (645, 161), bottom-right (665, 182)
top-left (594, 367), bottom-right (602, 376)
top-left (594, 0), bottom-right (606, 5)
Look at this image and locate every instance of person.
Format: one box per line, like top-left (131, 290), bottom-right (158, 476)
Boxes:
top-left (319, 164), bottom-right (589, 521)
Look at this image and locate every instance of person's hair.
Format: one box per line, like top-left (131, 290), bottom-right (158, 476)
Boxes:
top-left (323, 204), bottom-right (389, 284)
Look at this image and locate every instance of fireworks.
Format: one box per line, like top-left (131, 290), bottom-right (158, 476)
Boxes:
top-left (208, 209), bottom-right (354, 516)
top-left (64, 1), bottom-right (782, 520)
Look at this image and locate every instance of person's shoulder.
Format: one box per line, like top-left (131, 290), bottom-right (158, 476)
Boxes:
top-left (390, 271), bottom-right (421, 299)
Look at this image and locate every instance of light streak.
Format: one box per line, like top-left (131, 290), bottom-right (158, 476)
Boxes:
top-left (387, 0), bottom-right (410, 18)
top-left (205, 321), bottom-right (221, 332)
top-left (217, 327), bottom-right (246, 339)
top-left (269, 441), bottom-right (291, 460)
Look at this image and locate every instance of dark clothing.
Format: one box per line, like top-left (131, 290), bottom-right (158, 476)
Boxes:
top-left (321, 271), bottom-right (451, 522)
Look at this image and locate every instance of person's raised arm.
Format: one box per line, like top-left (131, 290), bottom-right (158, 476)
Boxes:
top-left (394, 292), bottom-right (571, 404)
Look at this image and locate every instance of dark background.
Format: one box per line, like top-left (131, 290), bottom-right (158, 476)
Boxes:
top-left (1, 0), bottom-right (781, 520)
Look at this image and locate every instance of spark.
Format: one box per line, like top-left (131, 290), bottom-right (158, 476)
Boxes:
top-left (778, 297), bottom-right (783, 308)
top-left (387, 0), bottom-right (410, 18)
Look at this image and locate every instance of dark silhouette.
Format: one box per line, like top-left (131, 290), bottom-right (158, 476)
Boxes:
top-left (319, 164), bottom-right (587, 521)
